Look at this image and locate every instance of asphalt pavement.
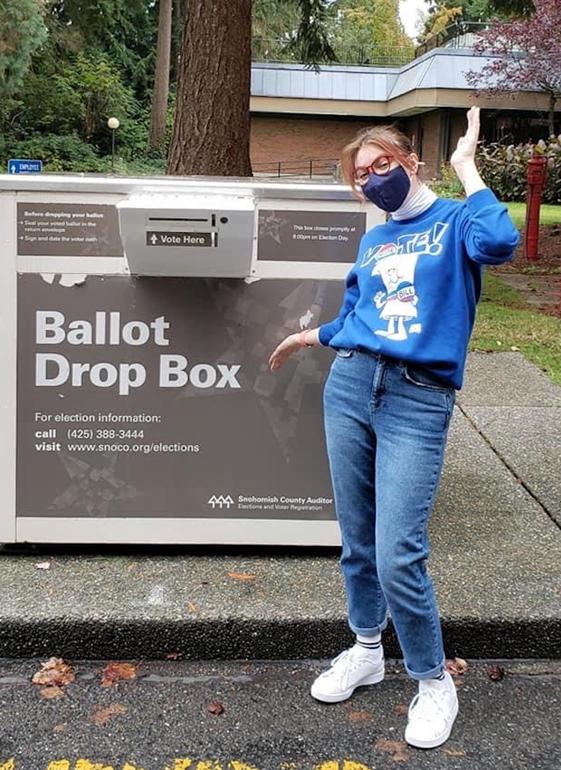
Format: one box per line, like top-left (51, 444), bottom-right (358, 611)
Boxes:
top-left (0, 657), bottom-right (559, 770)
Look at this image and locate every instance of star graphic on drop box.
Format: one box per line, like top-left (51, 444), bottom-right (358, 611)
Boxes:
top-left (259, 212), bottom-right (288, 244)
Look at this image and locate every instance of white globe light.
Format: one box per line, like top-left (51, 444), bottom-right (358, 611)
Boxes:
top-left (107, 117), bottom-right (120, 130)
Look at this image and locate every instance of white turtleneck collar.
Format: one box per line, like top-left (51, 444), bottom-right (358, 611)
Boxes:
top-left (391, 184), bottom-right (437, 221)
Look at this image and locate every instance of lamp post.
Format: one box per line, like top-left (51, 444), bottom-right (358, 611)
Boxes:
top-left (107, 117), bottom-right (120, 172)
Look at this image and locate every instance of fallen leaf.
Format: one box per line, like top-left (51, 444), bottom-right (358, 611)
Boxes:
top-left (488, 664), bottom-right (505, 681)
top-left (92, 703), bottom-right (128, 725)
top-left (227, 571), bottom-right (256, 582)
top-left (207, 701), bottom-right (224, 715)
top-left (393, 704), bottom-right (409, 716)
top-left (35, 561), bottom-right (51, 570)
top-left (375, 739), bottom-right (409, 762)
top-left (32, 658), bottom-right (75, 687)
top-left (101, 662), bottom-right (137, 687)
top-left (53, 723), bottom-right (67, 733)
top-left (165, 652), bottom-right (183, 660)
top-left (444, 749), bottom-right (467, 757)
top-left (349, 711), bottom-right (372, 722)
top-left (126, 562), bottom-right (137, 570)
top-left (40, 686), bottom-right (65, 700)
top-left (187, 602), bottom-right (196, 613)
top-left (445, 657), bottom-right (469, 676)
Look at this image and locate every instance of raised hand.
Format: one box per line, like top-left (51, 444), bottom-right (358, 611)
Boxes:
top-left (450, 106), bottom-right (480, 171)
top-left (449, 106), bottom-right (486, 196)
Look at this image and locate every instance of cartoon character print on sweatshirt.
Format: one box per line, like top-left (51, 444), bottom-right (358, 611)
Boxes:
top-left (360, 222), bottom-right (450, 342)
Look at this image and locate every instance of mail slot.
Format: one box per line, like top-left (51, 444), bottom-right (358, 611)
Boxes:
top-left (117, 192), bottom-right (255, 277)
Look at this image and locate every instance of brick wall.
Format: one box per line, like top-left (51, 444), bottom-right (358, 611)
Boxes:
top-left (250, 115), bottom-right (379, 169)
top-left (250, 112), bottom-right (447, 178)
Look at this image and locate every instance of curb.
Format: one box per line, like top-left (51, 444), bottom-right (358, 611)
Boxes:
top-left (1, 616), bottom-right (560, 660)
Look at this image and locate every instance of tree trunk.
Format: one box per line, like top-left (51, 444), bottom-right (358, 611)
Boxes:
top-left (167, 0), bottom-right (252, 176)
top-left (148, 0), bottom-right (173, 152)
top-left (170, 0), bottom-right (183, 84)
top-left (548, 90), bottom-right (556, 138)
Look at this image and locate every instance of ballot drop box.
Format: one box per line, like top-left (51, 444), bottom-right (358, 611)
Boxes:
top-left (0, 174), bottom-right (382, 545)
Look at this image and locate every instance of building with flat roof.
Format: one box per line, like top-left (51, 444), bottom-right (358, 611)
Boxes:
top-left (249, 31), bottom-right (560, 179)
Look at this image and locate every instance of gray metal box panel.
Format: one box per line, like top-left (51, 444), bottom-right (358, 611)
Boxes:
top-left (117, 193), bottom-right (255, 277)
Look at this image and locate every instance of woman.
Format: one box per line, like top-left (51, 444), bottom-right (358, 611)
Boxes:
top-left (268, 107), bottom-right (519, 749)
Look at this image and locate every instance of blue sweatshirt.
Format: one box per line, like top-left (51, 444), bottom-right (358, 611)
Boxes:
top-left (318, 188), bottom-right (519, 389)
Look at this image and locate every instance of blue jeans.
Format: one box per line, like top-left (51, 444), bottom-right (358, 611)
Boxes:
top-left (323, 348), bottom-right (456, 680)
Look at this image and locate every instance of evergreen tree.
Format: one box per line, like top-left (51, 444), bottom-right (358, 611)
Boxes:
top-left (252, 0), bottom-right (302, 60)
top-left (0, 0), bottom-right (48, 96)
top-left (46, 0), bottom-right (157, 96)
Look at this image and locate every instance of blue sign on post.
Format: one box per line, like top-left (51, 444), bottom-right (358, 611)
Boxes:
top-left (8, 159), bottom-right (43, 174)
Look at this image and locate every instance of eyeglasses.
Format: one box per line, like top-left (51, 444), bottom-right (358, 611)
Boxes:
top-left (354, 156), bottom-right (394, 186)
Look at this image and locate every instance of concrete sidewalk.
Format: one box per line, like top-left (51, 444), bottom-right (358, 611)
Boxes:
top-left (1, 352), bottom-right (560, 661)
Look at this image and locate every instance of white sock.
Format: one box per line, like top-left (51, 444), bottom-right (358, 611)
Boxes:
top-left (355, 633), bottom-right (382, 656)
top-left (421, 672), bottom-right (449, 690)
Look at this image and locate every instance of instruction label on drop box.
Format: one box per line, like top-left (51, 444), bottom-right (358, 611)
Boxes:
top-left (17, 203), bottom-right (124, 257)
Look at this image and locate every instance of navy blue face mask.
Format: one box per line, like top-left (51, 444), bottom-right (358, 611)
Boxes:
top-left (361, 165), bottom-right (411, 212)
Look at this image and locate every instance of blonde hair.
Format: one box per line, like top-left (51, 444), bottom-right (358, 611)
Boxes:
top-left (341, 125), bottom-right (417, 195)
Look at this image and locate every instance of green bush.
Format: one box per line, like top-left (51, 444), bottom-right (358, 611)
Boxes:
top-left (431, 137), bottom-right (561, 204)
top-left (94, 155), bottom-right (167, 175)
top-left (0, 133), bottom-right (104, 172)
top-left (124, 156), bottom-right (167, 175)
top-left (429, 161), bottom-right (464, 198)
top-left (476, 137), bottom-right (561, 205)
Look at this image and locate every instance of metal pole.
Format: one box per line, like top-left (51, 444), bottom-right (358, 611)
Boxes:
top-left (111, 130), bottom-right (115, 172)
top-left (309, 159), bottom-right (313, 178)
top-left (525, 156), bottom-right (547, 262)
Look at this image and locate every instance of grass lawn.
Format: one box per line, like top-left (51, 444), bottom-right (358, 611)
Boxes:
top-left (505, 202), bottom-right (561, 229)
top-left (472, 273), bottom-right (561, 386)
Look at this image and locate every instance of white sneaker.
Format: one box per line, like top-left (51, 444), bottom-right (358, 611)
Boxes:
top-left (310, 645), bottom-right (385, 703)
top-left (405, 671), bottom-right (459, 749)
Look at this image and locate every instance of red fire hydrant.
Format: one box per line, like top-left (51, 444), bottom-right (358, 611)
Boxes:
top-left (525, 155), bottom-right (548, 261)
